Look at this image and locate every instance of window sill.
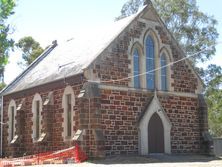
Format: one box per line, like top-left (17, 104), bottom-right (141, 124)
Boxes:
top-left (9, 135), bottom-right (19, 145)
top-left (33, 133), bottom-right (47, 143)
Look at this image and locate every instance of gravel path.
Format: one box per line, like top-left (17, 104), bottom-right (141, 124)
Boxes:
top-left (26, 155), bottom-right (222, 167)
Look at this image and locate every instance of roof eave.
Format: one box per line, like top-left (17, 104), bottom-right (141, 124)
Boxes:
top-left (0, 41), bottom-right (58, 96)
top-left (2, 72), bottom-right (83, 97)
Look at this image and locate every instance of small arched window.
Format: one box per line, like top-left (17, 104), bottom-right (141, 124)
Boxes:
top-left (160, 54), bottom-right (167, 91)
top-left (146, 36), bottom-right (155, 90)
top-left (133, 48), bottom-right (140, 88)
top-left (62, 86), bottom-right (75, 141)
top-left (8, 100), bottom-right (16, 142)
top-left (32, 93), bottom-right (42, 141)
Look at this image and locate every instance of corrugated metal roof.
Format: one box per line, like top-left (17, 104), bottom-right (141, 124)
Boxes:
top-left (2, 7), bottom-right (145, 95)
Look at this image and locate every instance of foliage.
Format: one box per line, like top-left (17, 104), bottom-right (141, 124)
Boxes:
top-left (204, 65), bottom-right (222, 137)
top-left (116, 0), bottom-right (144, 21)
top-left (0, 0), bottom-right (16, 82)
top-left (116, 0), bottom-right (218, 64)
top-left (0, 82), bottom-right (6, 91)
top-left (16, 36), bottom-right (44, 67)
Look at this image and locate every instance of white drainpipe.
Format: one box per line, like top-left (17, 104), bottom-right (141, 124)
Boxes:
top-left (1, 96), bottom-right (3, 157)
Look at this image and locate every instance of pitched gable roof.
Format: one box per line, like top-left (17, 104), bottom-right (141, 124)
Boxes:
top-left (1, 6), bottom-right (146, 96)
top-left (1, 3), bottom-right (204, 96)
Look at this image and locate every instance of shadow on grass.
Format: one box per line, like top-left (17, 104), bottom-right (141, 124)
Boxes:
top-left (88, 154), bottom-right (222, 165)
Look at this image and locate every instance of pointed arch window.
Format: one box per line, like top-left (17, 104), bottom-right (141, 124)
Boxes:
top-left (146, 36), bottom-right (155, 90)
top-left (62, 86), bottom-right (75, 141)
top-left (160, 53), bottom-right (167, 91)
top-left (32, 93), bottom-right (43, 141)
top-left (8, 100), bottom-right (16, 142)
top-left (133, 48), bottom-right (140, 88)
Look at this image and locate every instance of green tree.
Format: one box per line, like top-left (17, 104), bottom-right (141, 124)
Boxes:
top-left (0, 0), bottom-right (16, 83)
top-left (116, 0), bottom-right (144, 21)
top-left (116, 0), bottom-right (218, 64)
top-left (16, 36), bottom-right (44, 67)
top-left (204, 65), bottom-right (222, 137)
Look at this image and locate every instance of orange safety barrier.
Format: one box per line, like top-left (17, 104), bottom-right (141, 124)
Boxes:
top-left (74, 144), bottom-right (88, 163)
top-left (0, 144), bottom-right (88, 166)
top-left (0, 160), bottom-right (14, 167)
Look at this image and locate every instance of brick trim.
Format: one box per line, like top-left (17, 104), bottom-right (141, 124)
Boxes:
top-left (99, 84), bottom-right (198, 98)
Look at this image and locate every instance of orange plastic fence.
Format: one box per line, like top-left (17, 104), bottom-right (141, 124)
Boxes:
top-left (74, 144), bottom-right (88, 163)
top-left (0, 144), bottom-right (88, 166)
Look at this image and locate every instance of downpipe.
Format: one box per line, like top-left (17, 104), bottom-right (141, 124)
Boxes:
top-left (1, 96), bottom-right (3, 157)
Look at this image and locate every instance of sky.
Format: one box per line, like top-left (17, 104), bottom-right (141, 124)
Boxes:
top-left (4, 0), bottom-right (222, 84)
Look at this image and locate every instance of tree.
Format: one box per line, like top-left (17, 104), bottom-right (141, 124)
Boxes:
top-left (116, 0), bottom-right (144, 21)
top-left (16, 36), bottom-right (44, 67)
top-left (0, 0), bottom-right (16, 83)
top-left (116, 0), bottom-right (218, 65)
top-left (204, 65), bottom-right (222, 137)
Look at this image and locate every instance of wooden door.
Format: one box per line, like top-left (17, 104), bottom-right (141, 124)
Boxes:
top-left (148, 113), bottom-right (164, 153)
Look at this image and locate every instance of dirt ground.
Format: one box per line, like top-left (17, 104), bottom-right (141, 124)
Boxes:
top-left (26, 154), bottom-right (222, 167)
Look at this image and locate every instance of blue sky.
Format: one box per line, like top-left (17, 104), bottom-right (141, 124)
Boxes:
top-left (5, 0), bottom-right (222, 84)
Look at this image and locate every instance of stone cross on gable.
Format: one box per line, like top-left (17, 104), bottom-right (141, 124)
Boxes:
top-left (144, 0), bottom-right (152, 6)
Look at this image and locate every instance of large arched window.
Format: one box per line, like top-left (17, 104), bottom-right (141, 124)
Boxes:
top-left (133, 48), bottom-right (140, 88)
top-left (146, 36), bottom-right (155, 90)
top-left (32, 93), bottom-right (43, 141)
top-left (8, 99), bottom-right (16, 143)
top-left (160, 53), bottom-right (167, 91)
top-left (62, 86), bottom-right (75, 141)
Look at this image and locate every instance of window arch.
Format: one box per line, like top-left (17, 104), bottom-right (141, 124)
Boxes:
top-left (146, 35), bottom-right (155, 90)
top-left (160, 53), bottom-right (167, 91)
top-left (62, 85), bottom-right (75, 141)
top-left (32, 93), bottom-right (43, 141)
top-left (133, 48), bottom-right (140, 88)
top-left (8, 99), bottom-right (16, 143)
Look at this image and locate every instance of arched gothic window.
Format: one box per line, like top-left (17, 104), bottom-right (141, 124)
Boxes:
top-left (146, 36), bottom-right (155, 90)
top-left (160, 54), bottom-right (167, 91)
top-left (32, 93), bottom-right (42, 141)
top-left (133, 49), bottom-right (140, 88)
top-left (62, 86), bottom-right (75, 141)
top-left (8, 100), bottom-right (16, 142)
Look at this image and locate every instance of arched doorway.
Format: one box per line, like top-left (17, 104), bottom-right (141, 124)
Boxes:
top-left (139, 94), bottom-right (172, 155)
top-left (148, 113), bottom-right (164, 153)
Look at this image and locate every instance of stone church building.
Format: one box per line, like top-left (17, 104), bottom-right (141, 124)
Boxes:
top-left (0, 2), bottom-right (209, 158)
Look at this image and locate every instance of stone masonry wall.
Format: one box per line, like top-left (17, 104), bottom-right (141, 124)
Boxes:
top-left (100, 88), bottom-right (202, 155)
top-left (92, 21), bottom-right (146, 87)
top-left (2, 74), bottom-right (84, 157)
top-left (158, 94), bottom-right (201, 153)
top-left (91, 19), bottom-right (198, 93)
top-left (89, 13), bottom-right (203, 155)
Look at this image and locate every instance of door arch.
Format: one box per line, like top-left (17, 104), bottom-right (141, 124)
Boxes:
top-left (148, 113), bottom-right (164, 153)
top-left (139, 94), bottom-right (172, 155)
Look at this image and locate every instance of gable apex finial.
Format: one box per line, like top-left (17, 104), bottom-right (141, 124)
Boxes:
top-left (143, 0), bottom-right (152, 6)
